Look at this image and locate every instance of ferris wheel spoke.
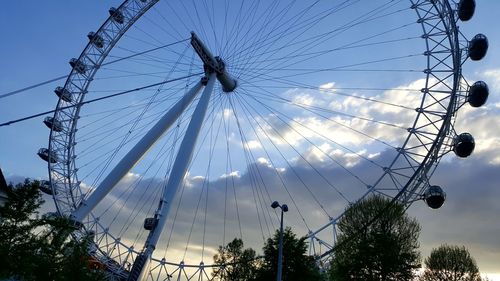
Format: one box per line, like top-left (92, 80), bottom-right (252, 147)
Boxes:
top-left (239, 89), bottom-right (369, 200)
top-left (225, 0), bottom-right (289, 69)
top-left (229, 95), bottom-right (313, 231)
top-left (231, 94), bottom-right (278, 240)
top-left (230, 18), bottom-right (418, 68)
top-left (250, 82), bottom-right (417, 111)
top-left (237, 91), bottom-right (351, 211)
top-left (222, 0), bottom-right (264, 63)
top-left (241, 80), bottom-right (410, 136)
top-left (233, 0), bottom-right (407, 76)
top-left (224, 93), bottom-right (287, 238)
top-left (232, 36), bottom-right (421, 75)
top-left (243, 52), bottom-right (423, 84)
top-left (227, 0), bottom-right (344, 67)
top-left (243, 91), bottom-right (382, 181)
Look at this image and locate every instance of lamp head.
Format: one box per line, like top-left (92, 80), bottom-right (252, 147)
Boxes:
top-left (282, 204), bottom-right (288, 212)
top-left (271, 201), bottom-right (280, 209)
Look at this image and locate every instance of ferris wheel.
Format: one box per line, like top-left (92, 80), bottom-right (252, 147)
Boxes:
top-left (37, 0), bottom-right (488, 280)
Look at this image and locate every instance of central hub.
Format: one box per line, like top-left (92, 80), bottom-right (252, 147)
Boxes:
top-left (190, 32), bottom-right (237, 92)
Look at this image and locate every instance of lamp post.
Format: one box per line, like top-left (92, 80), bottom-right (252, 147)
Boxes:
top-left (271, 201), bottom-right (288, 281)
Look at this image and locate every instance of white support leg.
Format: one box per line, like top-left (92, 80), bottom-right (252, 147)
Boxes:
top-left (131, 73), bottom-right (216, 281)
top-left (71, 80), bottom-right (203, 222)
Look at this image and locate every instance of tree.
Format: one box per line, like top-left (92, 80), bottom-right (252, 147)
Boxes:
top-left (212, 238), bottom-right (259, 281)
top-left (254, 227), bottom-right (324, 281)
top-left (0, 179), bottom-right (45, 279)
top-left (420, 244), bottom-right (482, 281)
top-left (0, 179), bottom-right (106, 281)
top-left (329, 195), bottom-right (421, 281)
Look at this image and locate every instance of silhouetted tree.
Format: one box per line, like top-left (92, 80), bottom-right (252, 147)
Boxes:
top-left (329, 195), bottom-right (421, 281)
top-left (212, 238), bottom-right (259, 280)
top-left (420, 244), bottom-right (482, 281)
top-left (0, 179), bottom-right (106, 281)
top-left (254, 227), bottom-right (324, 281)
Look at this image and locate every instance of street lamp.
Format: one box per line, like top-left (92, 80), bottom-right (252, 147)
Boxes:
top-left (271, 201), bottom-right (288, 281)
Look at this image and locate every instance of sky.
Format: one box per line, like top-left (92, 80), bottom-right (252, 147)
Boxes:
top-left (0, 1), bottom-right (499, 279)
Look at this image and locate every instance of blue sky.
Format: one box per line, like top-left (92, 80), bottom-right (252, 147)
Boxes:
top-left (1, 1), bottom-right (499, 278)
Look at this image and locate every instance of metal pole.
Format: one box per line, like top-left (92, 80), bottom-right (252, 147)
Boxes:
top-left (277, 208), bottom-right (284, 281)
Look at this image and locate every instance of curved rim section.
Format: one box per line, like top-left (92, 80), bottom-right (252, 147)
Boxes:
top-left (48, 0), bottom-right (159, 216)
top-left (309, 0), bottom-right (465, 260)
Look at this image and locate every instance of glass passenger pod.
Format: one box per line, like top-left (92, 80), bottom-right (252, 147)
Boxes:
top-left (458, 0), bottom-right (476, 21)
top-left (87, 32), bottom-right (105, 48)
top-left (468, 34), bottom-right (489, 61)
top-left (468, 81), bottom-right (489, 107)
top-left (37, 148), bottom-right (59, 163)
top-left (43, 116), bottom-right (63, 132)
top-left (54, 86), bottom-right (72, 103)
top-left (424, 185), bottom-right (446, 209)
top-left (109, 7), bottom-right (125, 24)
top-left (39, 180), bottom-right (57, 195)
top-left (69, 58), bottom-right (87, 75)
top-left (453, 133), bottom-right (475, 158)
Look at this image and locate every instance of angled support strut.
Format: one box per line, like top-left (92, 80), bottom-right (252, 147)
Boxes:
top-left (128, 73), bottom-right (216, 281)
top-left (71, 80), bottom-right (204, 223)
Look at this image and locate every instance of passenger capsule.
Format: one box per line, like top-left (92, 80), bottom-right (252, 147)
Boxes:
top-left (43, 116), bottom-right (63, 132)
top-left (37, 148), bottom-right (59, 163)
top-left (453, 133), bottom-right (475, 158)
top-left (424, 185), bottom-right (446, 209)
top-left (109, 7), bottom-right (125, 24)
top-left (468, 34), bottom-right (488, 61)
top-left (468, 81), bottom-right (489, 107)
top-left (39, 180), bottom-right (56, 195)
top-left (458, 0), bottom-right (476, 21)
top-left (69, 58), bottom-right (86, 75)
top-left (87, 32), bottom-right (104, 48)
top-left (54, 86), bottom-right (72, 102)
top-left (144, 217), bottom-right (157, 230)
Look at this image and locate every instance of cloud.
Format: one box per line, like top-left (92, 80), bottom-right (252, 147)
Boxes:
top-left (481, 69), bottom-right (500, 102)
top-left (244, 140), bottom-right (262, 150)
top-left (319, 82), bottom-right (335, 90)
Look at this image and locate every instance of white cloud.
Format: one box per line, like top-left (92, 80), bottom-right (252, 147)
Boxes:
top-left (482, 69), bottom-right (500, 94)
top-left (319, 82), bottom-right (335, 90)
top-left (244, 140), bottom-right (262, 150)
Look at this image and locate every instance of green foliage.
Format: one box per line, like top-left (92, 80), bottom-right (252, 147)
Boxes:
top-left (0, 179), bottom-right (106, 281)
top-left (213, 228), bottom-right (324, 281)
top-left (420, 244), bottom-right (482, 281)
top-left (329, 195), bottom-right (421, 281)
top-left (254, 227), bottom-right (324, 281)
top-left (212, 238), bottom-right (259, 280)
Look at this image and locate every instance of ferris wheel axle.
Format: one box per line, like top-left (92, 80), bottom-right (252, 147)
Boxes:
top-left (190, 32), bottom-right (237, 92)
